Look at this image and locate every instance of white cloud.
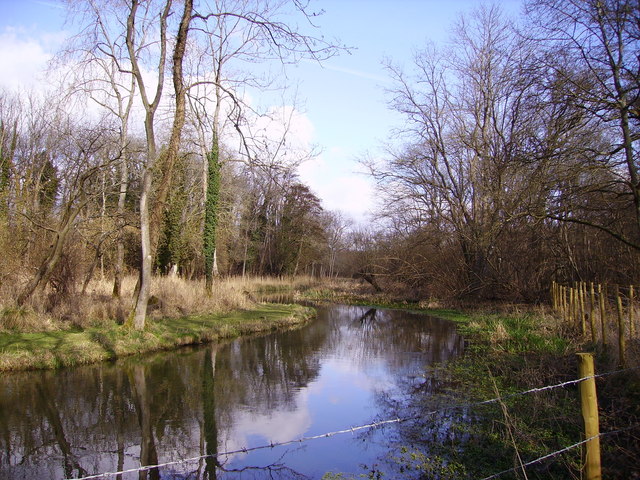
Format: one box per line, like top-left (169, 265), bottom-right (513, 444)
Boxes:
top-left (298, 147), bottom-right (375, 223)
top-left (0, 28), bottom-right (52, 91)
top-left (250, 105), bottom-right (315, 156)
top-left (218, 387), bottom-right (313, 464)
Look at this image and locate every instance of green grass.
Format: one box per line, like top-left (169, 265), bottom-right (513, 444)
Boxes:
top-left (396, 308), bottom-right (584, 478)
top-left (0, 303), bottom-right (313, 371)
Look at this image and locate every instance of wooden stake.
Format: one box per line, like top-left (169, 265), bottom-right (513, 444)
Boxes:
top-left (571, 285), bottom-right (575, 324)
top-left (599, 284), bottom-right (607, 346)
top-left (589, 283), bottom-right (596, 343)
top-left (577, 353), bottom-right (602, 480)
top-left (616, 290), bottom-right (627, 368)
top-left (579, 283), bottom-right (586, 336)
top-left (629, 285), bottom-right (636, 337)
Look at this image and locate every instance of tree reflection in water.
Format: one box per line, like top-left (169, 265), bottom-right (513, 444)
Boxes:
top-left (201, 346), bottom-right (218, 480)
top-left (0, 304), bottom-right (464, 479)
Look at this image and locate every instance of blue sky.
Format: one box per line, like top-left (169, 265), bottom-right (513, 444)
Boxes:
top-left (0, 0), bottom-right (523, 222)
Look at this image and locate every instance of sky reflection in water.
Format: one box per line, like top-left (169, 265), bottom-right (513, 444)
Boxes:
top-left (0, 305), bottom-right (464, 479)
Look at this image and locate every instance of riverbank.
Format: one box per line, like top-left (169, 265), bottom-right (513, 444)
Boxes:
top-left (0, 303), bottom-right (313, 371)
top-left (406, 311), bottom-right (639, 478)
top-left (301, 287), bottom-right (639, 478)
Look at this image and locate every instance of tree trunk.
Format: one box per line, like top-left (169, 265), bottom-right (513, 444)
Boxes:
top-left (128, 0), bottom-right (192, 330)
top-left (149, 0), bottom-right (193, 257)
top-left (204, 135), bottom-right (221, 292)
top-left (204, 47), bottom-right (223, 292)
top-left (112, 137), bottom-right (130, 298)
top-left (132, 164), bottom-right (153, 330)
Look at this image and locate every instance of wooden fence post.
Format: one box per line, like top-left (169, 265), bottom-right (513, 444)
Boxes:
top-left (579, 283), bottom-right (586, 336)
top-left (616, 289), bottom-right (627, 368)
top-left (630, 285), bottom-right (636, 338)
top-left (577, 353), bottom-right (602, 480)
top-left (589, 283), bottom-right (596, 343)
top-left (599, 284), bottom-right (607, 346)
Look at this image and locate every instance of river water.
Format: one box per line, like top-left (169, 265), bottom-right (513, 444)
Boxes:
top-left (0, 304), bottom-right (464, 479)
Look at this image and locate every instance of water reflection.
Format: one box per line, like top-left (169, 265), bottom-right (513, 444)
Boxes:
top-left (0, 305), bottom-right (463, 479)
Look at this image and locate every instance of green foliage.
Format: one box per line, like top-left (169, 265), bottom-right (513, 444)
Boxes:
top-left (0, 147), bottom-right (8, 196)
top-left (0, 118), bottom-right (16, 209)
top-left (321, 471), bottom-right (384, 480)
top-left (390, 308), bottom-right (584, 479)
top-left (274, 183), bottom-right (324, 275)
top-left (157, 172), bottom-right (188, 273)
top-left (393, 448), bottom-right (467, 479)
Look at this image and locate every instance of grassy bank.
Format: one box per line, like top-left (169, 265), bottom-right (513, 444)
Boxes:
top-left (0, 303), bottom-right (313, 371)
top-left (411, 310), bottom-right (638, 478)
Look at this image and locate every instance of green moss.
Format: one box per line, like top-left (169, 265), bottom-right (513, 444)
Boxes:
top-left (0, 304), bottom-right (313, 371)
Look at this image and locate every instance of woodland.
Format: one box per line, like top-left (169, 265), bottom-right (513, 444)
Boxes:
top-left (1, 0), bottom-right (640, 330)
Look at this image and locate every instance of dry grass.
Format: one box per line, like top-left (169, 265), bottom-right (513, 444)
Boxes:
top-left (491, 321), bottom-right (511, 343)
top-left (0, 274), bottom-right (329, 332)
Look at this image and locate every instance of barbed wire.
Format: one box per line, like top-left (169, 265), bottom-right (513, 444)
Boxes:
top-left (65, 365), bottom-right (639, 480)
top-left (479, 423), bottom-right (640, 480)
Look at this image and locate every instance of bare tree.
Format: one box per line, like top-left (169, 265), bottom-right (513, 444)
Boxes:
top-left (321, 211), bottom-right (352, 278)
top-left (51, 0), bottom-right (342, 327)
top-left (16, 123), bottom-right (119, 306)
top-left (185, 0), bottom-right (342, 290)
top-left (60, 0), bottom-right (139, 298)
top-left (370, 6), bottom-right (546, 297)
top-left (526, 0), bottom-right (640, 249)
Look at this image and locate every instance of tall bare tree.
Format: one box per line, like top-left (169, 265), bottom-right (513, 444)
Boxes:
top-left (61, 0), bottom-right (139, 298)
top-left (16, 122), bottom-right (118, 306)
top-left (186, 0), bottom-right (342, 291)
top-left (371, 6), bottom-right (546, 296)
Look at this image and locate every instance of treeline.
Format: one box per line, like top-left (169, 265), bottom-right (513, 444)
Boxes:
top-left (3, 0), bottom-right (640, 319)
top-left (362, 1), bottom-right (640, 301)
top-left (0, 0), bottom-right (361, 329)
top-left (0, 91), bottom-right (353, 302)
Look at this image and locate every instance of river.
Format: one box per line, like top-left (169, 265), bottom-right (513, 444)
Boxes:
top-left (0, 304), bottom-right (464, 479)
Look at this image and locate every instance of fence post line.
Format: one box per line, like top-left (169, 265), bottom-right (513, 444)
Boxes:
top-left (577, 353), bottom-right (602, 480)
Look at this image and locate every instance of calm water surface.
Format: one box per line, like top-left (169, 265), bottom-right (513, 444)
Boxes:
top-left (0, 304), bottom-right (464, 479)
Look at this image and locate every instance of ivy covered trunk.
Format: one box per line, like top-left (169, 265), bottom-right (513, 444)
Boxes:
top-left (204, 133), bottom-right (220, 292)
